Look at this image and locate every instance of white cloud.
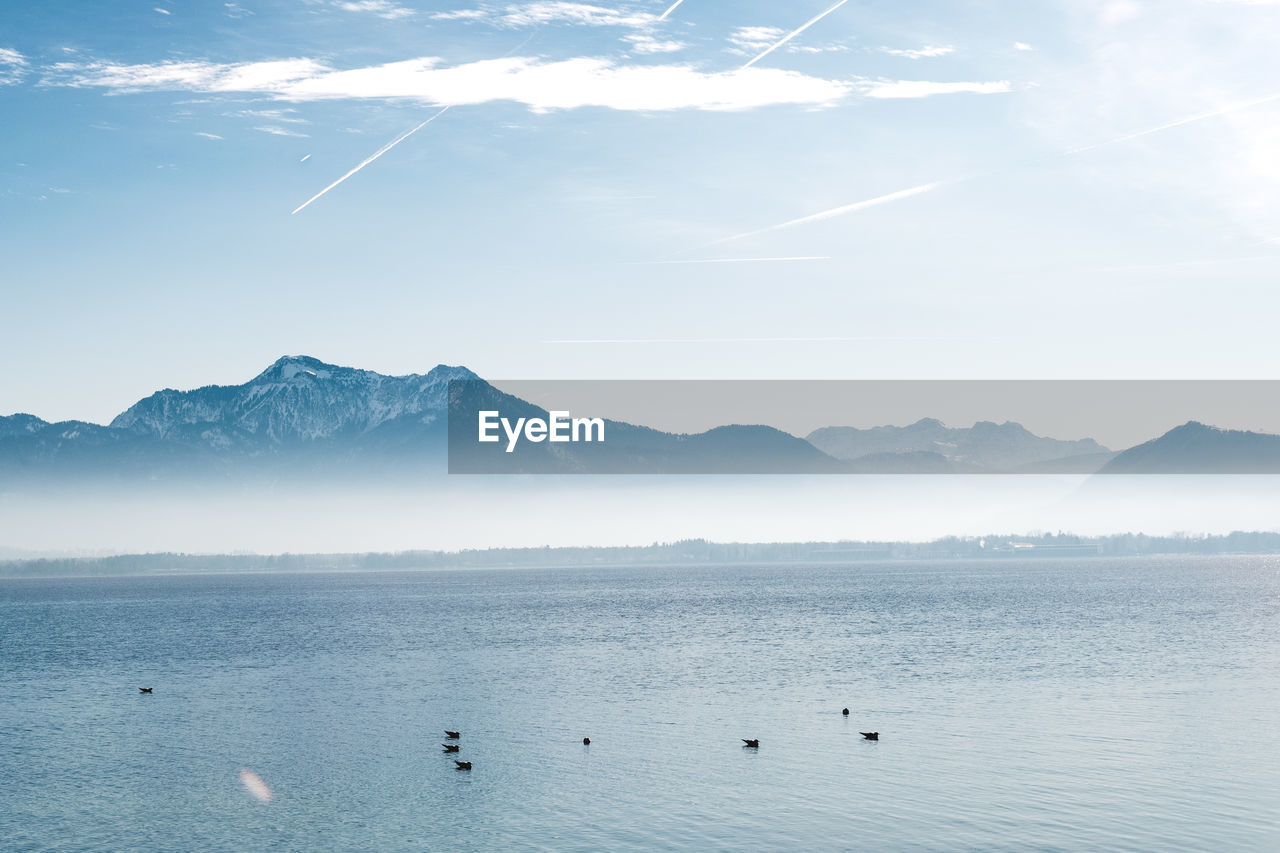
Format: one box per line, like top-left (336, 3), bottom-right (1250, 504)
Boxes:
top-left (881, 45), bottom-right (955, 60)
top-left (434, 2), bottom-right (657, 28)
top-left (730, 25), bottom-right (850, 58)
top-left (154, 7), bottom-right (171, 15)
top-left (231, 107), bottom-right (309, 123)
top-left (0, 47), bottom-right (27, 86)
top-left (788, 44), bottom-right (849, 55)
top-left (728, 26), bottom-right (786, 55)
top-left (44, 58), bottom-right (328, 93)
top-left (1013, 42), bottom-right (1034, 51)
top-left (336, 0), bottom-right (415, 20)
top-left (44, 55), bottom-right (854, 112)
top-left (224, 2), bottom-right (253, 17)
top-left (255, 125), bottom-right (310, 137)
top-left (430, 9), bottom-right (487, 20)
top-left (622, 33), bottom-right (687, 54)
top-left (194, 131), bottom-right (223, 139)
top-left (857, 79), bottom-right (1011, 99)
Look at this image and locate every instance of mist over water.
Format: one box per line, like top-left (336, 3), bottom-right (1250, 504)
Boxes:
top-left (5, 476), bottom-right (1280, 555)
top-left (2, 558), bottom-right (1278, 850)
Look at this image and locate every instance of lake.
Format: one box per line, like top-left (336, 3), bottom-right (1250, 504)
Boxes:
top-left (2, 557), bottom-right (1278, 850)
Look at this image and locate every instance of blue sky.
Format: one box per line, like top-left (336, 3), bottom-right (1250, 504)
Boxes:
top-left (4, 0), bottom-right (1280, 424)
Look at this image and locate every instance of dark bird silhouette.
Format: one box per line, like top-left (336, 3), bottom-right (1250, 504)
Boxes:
top-left (454, 760), bottom-right (472, 770)
top-left (443, 744), bottom-right (460, 752)
top-left (583, 737), bottom-right (590, 745)
top-left (860, 732), bottom-right (879, 740)
top-left (138, 687), bottom-right (153, 694)
top-left (742, 739), bottom-right (759, 748)
top-left (445, 730), bottom-right (461, 739)
top-left (842, 708), bottom-right (849, 716)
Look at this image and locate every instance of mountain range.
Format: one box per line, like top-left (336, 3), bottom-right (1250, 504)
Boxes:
top-left (807, 418), bottom-right (1113, 473)
top-left (3, 356), bottom-right (1279, 478)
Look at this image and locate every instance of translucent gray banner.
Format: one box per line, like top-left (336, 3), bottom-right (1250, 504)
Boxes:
top-left (447, 380), bottom-right (1280, 474)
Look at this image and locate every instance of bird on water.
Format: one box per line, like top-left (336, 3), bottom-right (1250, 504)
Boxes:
top-left (445, 730), bottom-right (460, 739)
top-left (842, 708), bottom-right (849, 716)
top-left (443, 744), bottom-right (460, 753)
top-left (742, 739), bottom-right (760, 748)
top-left (860, 732), bottom-right (879, 740)
top-left (583, 737), bottom-right (590, 745)
top-left (454, 761), bottom-right (472, 770)
top-left (139, 687), bottom-right (153, 694)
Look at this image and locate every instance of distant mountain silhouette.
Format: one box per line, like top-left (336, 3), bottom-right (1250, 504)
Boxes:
top-left (9, 362), bottom-right (1277, 479)
top-left (0, 357), bottom-right (476, 481)
top-left (1099, 421), bottom-right (1280, 474)
top-left (1, 357), bottom-right (852, 479)
top-left (807, 418), bottom-right (1111, 473)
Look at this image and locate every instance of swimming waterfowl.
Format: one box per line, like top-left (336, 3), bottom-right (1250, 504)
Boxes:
top-left (842, 708), bottom-right (849, 716)
top-left (860, 732), bottom-right (879, 740)
top-left (454, 761), bottom-right (472, 770)
top-left (445, 730), bottom-right (461, 739)
top-left (742, 739), bottom-right (759, 748)
top-left (443, 744), bottom-right (460, 752)
top-left (139, 687), bottom-right (153, 694)
top-left (583, 737), bottom-right (590, 745)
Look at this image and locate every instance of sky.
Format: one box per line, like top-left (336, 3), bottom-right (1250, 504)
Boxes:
top-left (5, 0), bottom-right (1280, 425)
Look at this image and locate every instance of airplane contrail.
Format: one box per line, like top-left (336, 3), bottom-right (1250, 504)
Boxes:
top-left (707, 181), bottom-right (946, 246)
top-left (659, 0), bottom-right (686, 21)
top-left (1065, 92), bottom-right (1280, 154)
top-left (291, 105), bottom-right (450, 215)
top-left (742, 0), bottom-right (850, 69)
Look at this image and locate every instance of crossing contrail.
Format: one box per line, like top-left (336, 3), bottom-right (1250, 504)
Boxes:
top-left (291, 105), bottom-right (450, 215)
top-left (659, 0), bottom-right (687, 21)
top-left (1065, 91), bottom-right (1280, 154)
top-left (742, 0), bottom-right (850, 69)
top-left (709, 181), bottom-right (946, 246)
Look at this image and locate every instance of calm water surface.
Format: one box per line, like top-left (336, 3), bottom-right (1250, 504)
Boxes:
top-left (2, 557), bottom-right (1279, 851)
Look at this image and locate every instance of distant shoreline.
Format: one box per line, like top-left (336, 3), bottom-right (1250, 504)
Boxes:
top-left (4, 532), bottom-right (1279, 578)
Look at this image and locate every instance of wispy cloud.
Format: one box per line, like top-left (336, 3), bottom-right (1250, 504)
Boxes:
top-left (292, 106), bottom-right (450, 214)
top-left (857, 79), bottom-right (1011, 99)
top-left (741, 0), bottom-right (851, 69)
top-left (432, 2), bottom-right (657, 28)
top-left (0, 47), bottom-right (27, 86)
top-left (622, 33), bottom-right (687, 54)
top-left (727, 26), bottom-right (784, 54)
top-left (335, 0), bottom-right (415, 20)
top-left (429, 9), bottom-right (488, 20)
top-left (194, 131), bottom-right (223, 139)
top-left (255, 126), bottom-right (309, 137)
top-left (881, 45), bottom-right (954, 60)
top-left (153, 7), bottom-right (171, 15)
top-left (1013, 41), bottom-right (1033, 51)
top-left (43, 57), bottom-right (327, 94)
top-left (231, 107), bottom-right (309, 124)
top-left (44, 56), bottom-right (853, 112)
